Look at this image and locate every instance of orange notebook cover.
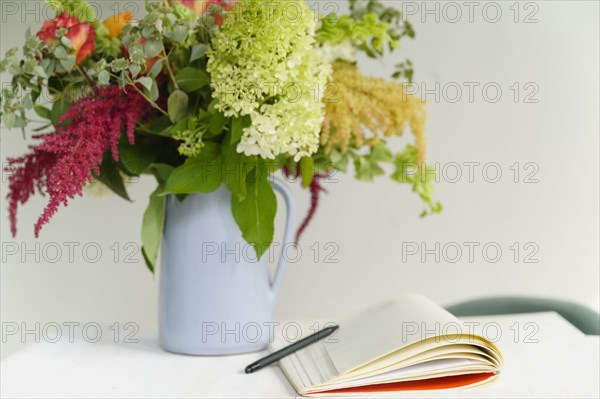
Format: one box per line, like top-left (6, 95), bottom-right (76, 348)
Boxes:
top-left (319, 372), bottom-right (497, 395)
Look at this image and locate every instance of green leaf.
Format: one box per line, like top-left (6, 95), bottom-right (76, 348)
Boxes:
top-left (354, 155), bottom-right (384, 182)
top-left (141, 187), bottom-right (166, 273)
top-left (60, 36), bottom-right (73, 49)
top-left (59, 55), bottom-right (76, 73)
top-left (53, 46), bottom-right (69, 59)
top-left (221, 133), bottom-right (255, 200)
top-left (231, 163), bottom-right (277, 260)
top-left (391, 145), bottom-right (442, 217)
top-left (98, 70), bottom-right (110, 85)
top-left (172, 24), bottom-right (188, 43)
top-left (370, 141), bottom-right (394, 163)
top-left (129, 64), bottom-right (142, 78)
top-left (164, 143), bottom-right (222, 194)
top-left (93, 155), bottom-right (130, 201)
top-left (175, 67), bottom-right (210, 92)
top-left (73, 1), bottom-right (96, 22)
top-left (300, 157), bottom-right (315, 188)
top-left (32, 65), bottom-right (47, 78)
top-left (208, 112), bottom-right (226, 136)
top-left (32, 124), bottom-right (52, 132)
top-left (190, 43), bottom-right (208, 62)
top-left (230, 115), bottom-right (251, 144)
top-left (151, 163), bottom-right (175, 186)
top-left (34, 105), bottom-right (51, 120)
top-left (329, 149), bottom-right (349, 172)
top-left (168, 89), bottom-right (189, 123)
top-left (144, 80), bottom-right (159, 102)
top-left (119, 138), bottom-right (159, 175)
top-left (2, 113), bottom-right (16, 129)
top-left (137, 76), bottom-right (154, 91)
top-left (50, 95), bottom-right (70, 125)
top-left (148, 59), bottom-right (163, 78)
top-left (143, 40), bottom-right (163, 58)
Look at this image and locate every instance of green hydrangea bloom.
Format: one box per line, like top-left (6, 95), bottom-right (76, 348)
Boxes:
top-left (207, 0), bottom-right (331, 161)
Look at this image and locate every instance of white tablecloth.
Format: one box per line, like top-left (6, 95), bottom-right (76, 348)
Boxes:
top-left (1, 312), bottom-right (598, 398)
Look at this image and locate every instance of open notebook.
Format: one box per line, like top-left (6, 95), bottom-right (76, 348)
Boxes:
top-left (271, 295), bottom-right (503, 396)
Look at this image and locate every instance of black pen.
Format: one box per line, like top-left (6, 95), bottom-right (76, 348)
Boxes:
top-left (244, 325), bottom-right (339, 374)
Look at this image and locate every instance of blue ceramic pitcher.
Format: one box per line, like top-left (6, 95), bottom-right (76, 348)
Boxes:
top-left (159, 178), bottom-right (295, 355)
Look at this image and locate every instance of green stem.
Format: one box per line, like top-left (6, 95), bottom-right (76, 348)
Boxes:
top-left (109, 72), bottom-right (169, 116)
top-left (161, 48), bottom-right (179, 90)
top-left (130, 82), bottom-right (169, 116)
top-left (75, 65), bottom-right (94, 86)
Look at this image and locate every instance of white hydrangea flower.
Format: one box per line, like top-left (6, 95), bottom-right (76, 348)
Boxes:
top-left (319, 40), bottom-right (357, 64)
top-left (207, 0), bottom-right (332, 161)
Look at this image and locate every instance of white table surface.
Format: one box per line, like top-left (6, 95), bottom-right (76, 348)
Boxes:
top-left (1, 312), bottom-right (599, 398)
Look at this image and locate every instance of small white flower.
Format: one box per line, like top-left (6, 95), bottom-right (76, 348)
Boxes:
top-left (207, 0), bottom-right (331, 161)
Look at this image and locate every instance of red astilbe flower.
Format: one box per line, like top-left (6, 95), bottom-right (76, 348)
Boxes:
top-left (5, 86), bottom-right (151, 237)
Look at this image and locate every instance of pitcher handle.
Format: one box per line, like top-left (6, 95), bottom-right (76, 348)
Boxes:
top-left (270, 177), bottom-right (295, 297)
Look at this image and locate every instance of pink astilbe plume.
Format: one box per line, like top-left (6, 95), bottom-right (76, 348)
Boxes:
top-left (5, 86), bottom-right (151, 237)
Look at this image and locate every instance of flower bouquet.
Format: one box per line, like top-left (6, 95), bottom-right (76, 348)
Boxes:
top-left (1, 0), bottom-right (441, 273)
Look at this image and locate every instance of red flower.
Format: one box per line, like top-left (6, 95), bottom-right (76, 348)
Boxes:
top-left (176, 0), bottom-right (235, 25)
top-left (37, 12), bottom-right (95, 64)
top-left (5, 86), bottom-right (151, 237)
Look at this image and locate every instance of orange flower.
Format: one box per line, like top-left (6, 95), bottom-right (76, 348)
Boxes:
top-left (37, 12), bottom-right (95, 64)
top-left (103, 11), bottom-right (133, 39)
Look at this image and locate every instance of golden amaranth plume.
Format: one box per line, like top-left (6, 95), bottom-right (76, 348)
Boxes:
top-left (322, 62), bottom-right (426, 164)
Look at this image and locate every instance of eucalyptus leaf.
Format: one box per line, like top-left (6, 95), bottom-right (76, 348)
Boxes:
top-left (53, 46), bottom-right (69, 59)
top-left (148, 59), bottom-right (163, 78)
top-left (143, 40), bottom-right (163, 58)
top-left (3, 113), bottom-right (16, 129)
top-left (59, 55), bottom-right (76, 73)
top-left (144, 80), bottom-right (159, 102)
top-left (98, 70), bottom-right (110, 85)
top-left (129, 64), bottom-right (142, 78)
top-left (172, 25), bottom-right (188, 43)
top-left (190, 43), bottom-right (208, 62)
top-left (168, 90), bottom-right (189, 124)
top-left (32, 65), bottom-right (47, 78)
top-left (60, 36), bottom-right (73, 49)
top-left (137, 76), bottom-right (154, 91)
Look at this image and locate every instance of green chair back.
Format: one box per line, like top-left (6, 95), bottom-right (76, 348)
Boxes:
top-left (446, 296), bottom-right (600, 335)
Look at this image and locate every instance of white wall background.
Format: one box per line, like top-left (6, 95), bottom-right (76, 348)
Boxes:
top-left (1, 1), bottom-right (598, 358)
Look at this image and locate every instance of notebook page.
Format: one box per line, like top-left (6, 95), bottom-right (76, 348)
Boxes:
top-left (323, 295), bottom-right (459, 374)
